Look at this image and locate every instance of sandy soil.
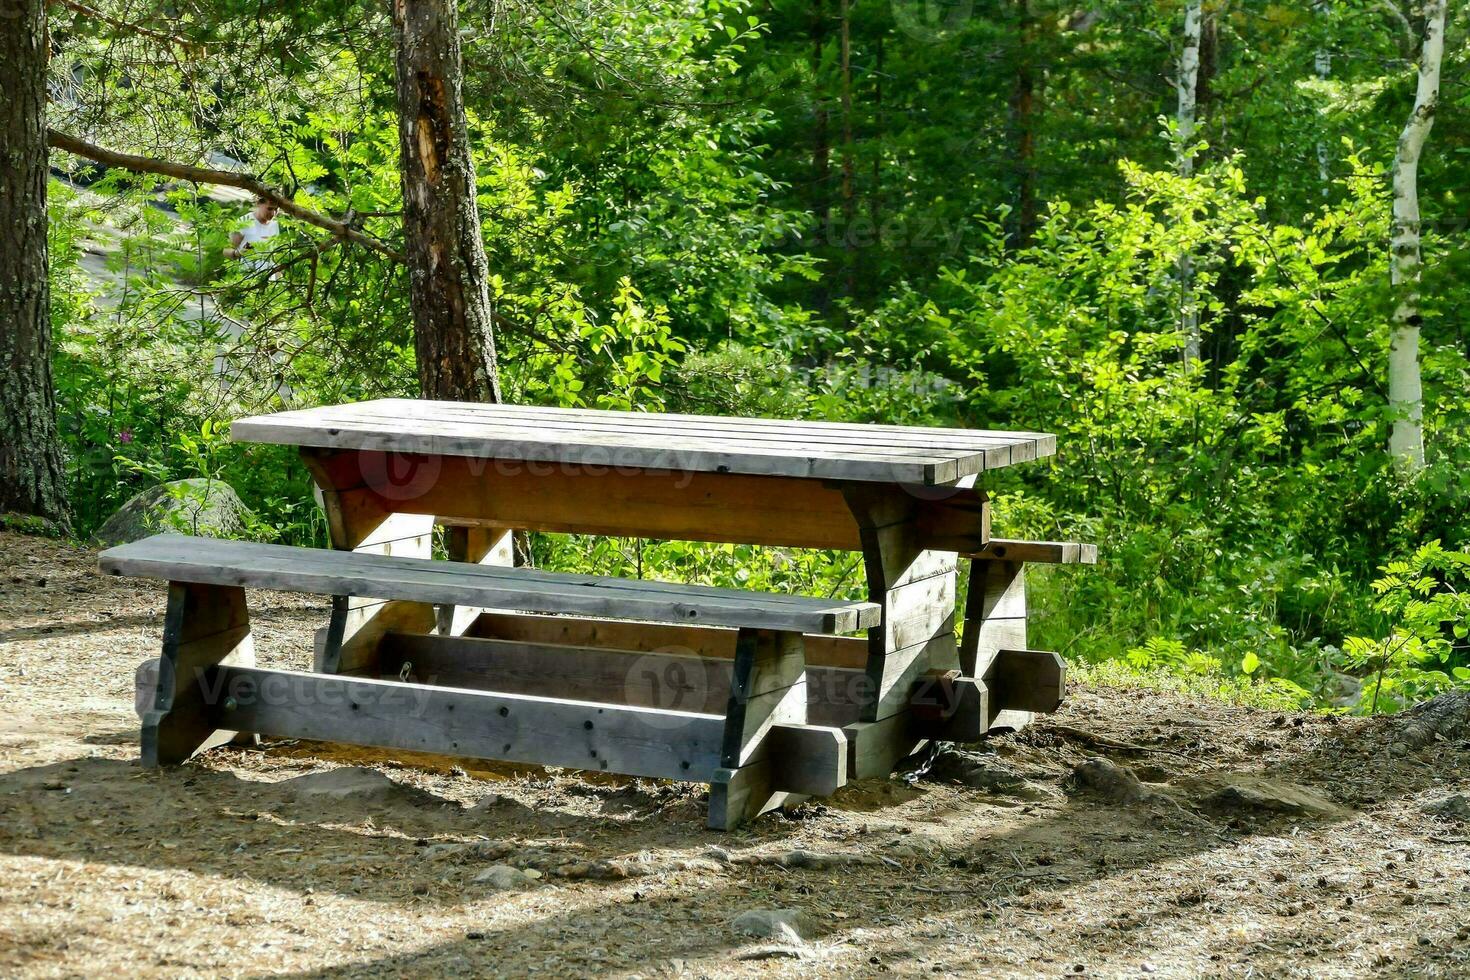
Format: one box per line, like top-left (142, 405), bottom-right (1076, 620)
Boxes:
top-left (1, 529), bottom-right (1467, 978)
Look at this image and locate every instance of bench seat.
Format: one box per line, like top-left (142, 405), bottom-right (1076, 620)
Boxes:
top-left (100, 534), bottom-right (879, 635)
top-left (101, 533), bottom-right (878, 829)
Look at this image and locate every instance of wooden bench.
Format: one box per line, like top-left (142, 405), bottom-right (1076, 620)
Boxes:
top-left (100, 533), bottom-right (879, 829)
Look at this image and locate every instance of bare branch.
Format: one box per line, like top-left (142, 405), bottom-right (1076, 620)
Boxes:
top-left (46, 130), bottom-right (405, 263)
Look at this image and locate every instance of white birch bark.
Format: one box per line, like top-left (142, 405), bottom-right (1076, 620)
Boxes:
top-left (1388, 0), bottom-right (1447, 472)
top-left (1178, 0), bottom-right (1203, 364)
top-left (1315, 0), bottom-right (1332, 193)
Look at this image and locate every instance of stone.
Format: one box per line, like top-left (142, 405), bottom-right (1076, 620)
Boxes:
top-left (1199, 777), bottom-right (1344, 819)
top-left (281, 767), bottom-right (436, 808)
top-left (1422, 794), bottom-right (1470, 823)
top-left (93, 478), bottom-right (254, 546)
top-left (924, 748), bottom-right (1053, 800)
top-left (474, 865), bottom-right (535, 890)
top-left (1069, 758), bottom-right (1158, 803)
top-left (731, 909), bottom-right (812, 944)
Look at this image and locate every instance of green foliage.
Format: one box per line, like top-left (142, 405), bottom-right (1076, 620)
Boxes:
top-left (1341, 541), bottom-right (1470, 714)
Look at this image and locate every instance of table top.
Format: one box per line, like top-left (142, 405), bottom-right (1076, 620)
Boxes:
top-left (232, 399), bottom-right (1055, 486)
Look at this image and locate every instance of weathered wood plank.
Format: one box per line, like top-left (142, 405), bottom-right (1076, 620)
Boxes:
top-left (213, 666), bottom-right (727, 781)
top-left (437, 524), bottom-right (515, 637)
top-left (466, 610), bottom-right (872, 670)
top-left (318, 597), bottom-right (435, 674)
top-left (99, 535), bottom-right (880, 635)
top-left (720, 630), bottom-right (807, 768)
top-left (965, 539), bottom-right (1098, 564)
top-left (959, 559), bottom-right (1027, 677)
top-left (984, 649), bottom-right (1066, 721)
top-left (141, 583), bottom-right (256, 766)
top-left (234, 400), bottom-right (1056, 485)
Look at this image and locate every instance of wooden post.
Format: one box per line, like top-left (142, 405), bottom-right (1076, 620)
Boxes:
top-left (140, 582), bottom-right (256, 766)
top-left (840, 484), bottom-right (964, 776)
top-left (437, 524), bottom-right (514, 636)
top-left (301, 447), bottom-right (435, 674)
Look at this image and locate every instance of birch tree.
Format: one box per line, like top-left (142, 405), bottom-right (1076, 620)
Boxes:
top-left (1177, 0), bottom-right (1203, 363)
top-left (1314, 0), bottom-right (1332, 193)
top-left (0, 0), bottom-right (69, 525)
top-left (1387, 0), bottom-right (1447, 472)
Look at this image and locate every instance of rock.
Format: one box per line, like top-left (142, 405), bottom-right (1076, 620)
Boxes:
top-left (1385, 692), bottom-right (1470, 750)
top-left (731, 909), bottom-right (812, 944)
top-left (474, 865), bottom-right (535, 890)
top-left (924, 748), bottom-right (1052, 800)
top-left (1422, 794), bottom-right (1470, 822)
top-left (1199, 777), bottom-right (1344, 819)
top-left (1069, 757), bottom-right (1157, 803)
top-left (282, 767), bottom-right (437, 808)
top-left (93, 478), bottom-right (254, 546)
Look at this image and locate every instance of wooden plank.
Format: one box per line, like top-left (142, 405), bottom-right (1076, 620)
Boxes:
top-left (720, 630), bottom-right (807, 768)
top-left (437, 524), bottom-right (515, 637)
top-left (213, 665), bottom-right (727, 781)
top-left (237, 399), bottom-right (1055, 460)
top-left (466, 610), bottom-right (871, 670)
top-left (910, 671), bottom-right (990, 742)
top-left (844, 715), bottom-right (926, 780)
top-left (708, 761), bottom-right (794, 830)
top-left (965, 539), bottom-right (1098, 564)
top-left (235, 402), bottom-right (1057, 485)
top-left (298, 448), bottom-right (990, 554)
top-left (380, 633), bottom-right (734, 712)
top-left (322, 402), bottom-right (1049, 472)
top-left (318, 598), bottom-right (435, 674)
top-left (240, 414), bottom-right (963, 484)
top-left (984, 649), bottom-right (1066, 720)
top-left (959, 560), bottom-right (1027, 677)
top-left (141, 582), bottom-right (256, 766)
top-left (99, 534), bottom-right (880, 635)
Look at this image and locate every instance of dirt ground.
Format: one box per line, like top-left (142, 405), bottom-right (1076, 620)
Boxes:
top-left (1, 530), bottom-right (1467, 979)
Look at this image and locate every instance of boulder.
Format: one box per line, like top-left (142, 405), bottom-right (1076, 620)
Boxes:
top-left (1198, 776), bottom-right (1344, 819)
top-left (93, 478), bottom-right (253, 546)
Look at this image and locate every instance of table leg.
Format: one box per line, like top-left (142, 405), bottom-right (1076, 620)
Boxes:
top-left (841, 486), bottom-right (961, 776)
top-left (437, 525), bottom-right (515, 637)
top-left (301, 448), bottom-right (435, 675)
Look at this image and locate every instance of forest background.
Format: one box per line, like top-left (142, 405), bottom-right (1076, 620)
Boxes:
top-left (10, 0), bottom-right (1470, 715)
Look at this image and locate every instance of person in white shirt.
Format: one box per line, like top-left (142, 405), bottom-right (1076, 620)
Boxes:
top-left (224, 196), bottom-right (280, 271)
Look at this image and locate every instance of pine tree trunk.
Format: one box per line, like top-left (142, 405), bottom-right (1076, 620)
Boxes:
top-left (0, 0), bottom-right (69, 525)
top-left (1009, 0), bottom-right (1038, 247)
top-left (391, 0), bottom-right (502, 403)
top-left (1177, 0), bottom-right (1203, 365)
top-left (1388, 0), bottom-right (1447, 472)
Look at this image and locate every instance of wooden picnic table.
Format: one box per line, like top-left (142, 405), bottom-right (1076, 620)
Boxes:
top-left (229, 399), bottom-right (1064, 778)
top-left (102, 399), bottom-right (1084, 828)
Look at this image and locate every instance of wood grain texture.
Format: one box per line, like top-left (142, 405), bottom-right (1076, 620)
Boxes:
top-left (99, 534), bottom-right (879, 634)
top-left (141, 583), bottom-right (256, 766)
top-left (214, 665), bottom-right (726, 781)
top-left (233, 399), bottom-right (1055, 485)
top-left (965, 538), bottom-right (1098, 564)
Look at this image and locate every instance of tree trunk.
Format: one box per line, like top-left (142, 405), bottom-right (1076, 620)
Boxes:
top-left (1388, 0), bottom-right (1447, 472)
top-left (0, 0), bottom-right (69, 525)
top-left (1177, 0), bottom-right (1203, 365)
top-left (811, 0), bottom-right (831, 313)
top-left (839, 0), bottom-right (856, 305)
top-left (1314, 0), bottom-right (1332, 194)
top-left (1009, 0), bottom-right (1038, 247)
top-left (391, 0), bottom-right (502, 403)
